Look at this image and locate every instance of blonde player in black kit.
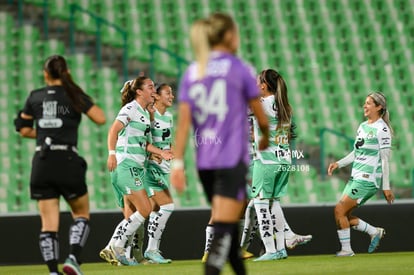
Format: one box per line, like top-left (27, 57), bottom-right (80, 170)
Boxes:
top-left (14, 55), bottom-right (106, 275)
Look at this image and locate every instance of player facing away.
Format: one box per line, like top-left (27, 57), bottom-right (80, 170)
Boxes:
top-left (250, 69), bottom-right (300, 261)
top-left (240, 110), bottom-right (312, 255)
top-left (15, 55), bottom-right (106, 275)
top-left (104, 77), bottom-right (173, 266)
top-left (143, 83), bottom-right (175, 264)
top-left (171, 12), bottom-right (269, 275)
top-left (328, 92), bottom-right (395, 256)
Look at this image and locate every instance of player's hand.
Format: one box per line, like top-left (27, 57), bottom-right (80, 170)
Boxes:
top-left (107, 155), bottom-right (117, 172)
top-left (258, 137), bottom-right (269, 151)
top-left (171, 168), bottom-right (186, 193)
top-left (383, 190), bottom-right (395, 204)
top-left (327, 162), bottom-right (338, 176)
top-left (160, 149), bottom-right (174, 161)
top-left (149, 153), bottom-right (162, 164)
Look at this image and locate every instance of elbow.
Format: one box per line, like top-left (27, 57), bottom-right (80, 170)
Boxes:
top-left (96, 117), bottom-right (106, 125)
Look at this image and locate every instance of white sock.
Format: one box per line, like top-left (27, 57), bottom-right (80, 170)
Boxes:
top-left (146, 211), bottom-right (158, 251)
top-left (204, 224), bottom-right (214, 252)
top-left (270, 200), bottom-right (285, 251)
top-left (254, 198), bottom-right (276, 253)
top-left (146, 203), bottom-right (174, 251)
top-left (240, 200), bottom-right (256, 249)
top-left (283, 221), bottom-right (295, 239)
top-left (352, 219), bottom-right (377, 236)
top-left (107, 219), bottom-right (128, 248)
top-left (337, 228), bottom-right (352, 251)
top-left (113, 211), bottom-right (145, 248)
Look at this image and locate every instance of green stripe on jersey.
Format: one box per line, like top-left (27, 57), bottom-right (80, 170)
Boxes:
top-left (352, 161), bottom-right (374, 173)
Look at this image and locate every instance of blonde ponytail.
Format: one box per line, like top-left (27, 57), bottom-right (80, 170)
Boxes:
top-left (190, 19), bottom-right (210, 80)
top-left (368, 92), bottom-right (394, 135)
top-left (382, 109), bottom-right (394, 135)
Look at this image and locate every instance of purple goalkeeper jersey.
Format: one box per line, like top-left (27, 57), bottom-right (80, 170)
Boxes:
top-left (179, 51), bottom-right (259, 170)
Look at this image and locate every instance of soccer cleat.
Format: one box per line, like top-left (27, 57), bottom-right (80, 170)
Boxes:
top-left (144, 250), bottom-right (172, 264)
top-left (253, 252), bottom-right (279, 261)
top-left (62, 257), bottom-right (83, 275)
top-left (336, 250), bottom-right (355, 257)
top-left (99, 247), bottom-right (119, 266)
top-left (368, 227), bottom-right (385, 253)
top-left (277, 249), bottom-right (288, 259)
top-left (286, 234), bottom-right (313, 249)
top-left (241, 249), bottom-right (254, 259)
top-left (201, 252), bottom-right (209, 263)
top-left (112, 246), bottom-right (139, 266)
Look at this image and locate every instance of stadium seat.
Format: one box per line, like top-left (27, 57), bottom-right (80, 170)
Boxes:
top-left (3, 0), bottom-right (413, 212)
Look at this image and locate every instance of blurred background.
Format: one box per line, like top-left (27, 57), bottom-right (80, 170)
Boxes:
top-left (0, 0), bottom-right (413, 213)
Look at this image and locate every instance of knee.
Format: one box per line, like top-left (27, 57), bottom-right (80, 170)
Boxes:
top-left (141, 206), bottom-right (152, 218)
top-left (334, 204), bottom-right (344, 218)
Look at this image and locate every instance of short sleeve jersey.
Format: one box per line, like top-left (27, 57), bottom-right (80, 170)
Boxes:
top-left (253, 95), bottom-right (291, 165)
top-left (149, 109), bottom-right (173, 173)
top-left (115, 100), bottom-right (151, 167)
top-left (351, 118), bottom-right (392, 187)
top-left (22, 85), bottom-right (94, 146)
top-left (179, 51), bottom-right (259, 170)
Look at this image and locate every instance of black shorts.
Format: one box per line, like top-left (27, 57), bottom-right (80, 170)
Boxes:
top-left (30, 151), bottom-right (88, 201)
top-left (198, 160), bottom-right (247, 203)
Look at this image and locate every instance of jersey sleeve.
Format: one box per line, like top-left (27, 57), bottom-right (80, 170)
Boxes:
top-left (242, 62), bottom-right (260, 101)
top-left (377, 124), bottom-right (391, 149)
top-left (81, 93), bottom-right (94, 113)
top-left (22, 91), bottom-right (34, 116)
top-left (115, 105), bottom-right (132, 126)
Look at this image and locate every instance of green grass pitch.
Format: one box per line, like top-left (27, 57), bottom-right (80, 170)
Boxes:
top-left (1, 252), bottom-right (414, 275)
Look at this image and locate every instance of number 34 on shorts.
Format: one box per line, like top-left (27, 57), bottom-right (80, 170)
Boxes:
top-left (277, 164), bottom-right (309, 172)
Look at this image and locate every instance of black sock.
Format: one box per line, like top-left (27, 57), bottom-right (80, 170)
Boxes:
top-left (228, 225), bottom-right (246, 275)
top-left (39, 231), bottom-right (59, 273)
top-left (69, 217), bottom-right (90, 264)
top-left (206, 222), bottom-right (245, 275)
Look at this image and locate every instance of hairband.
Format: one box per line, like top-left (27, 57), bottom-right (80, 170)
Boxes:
top-left (120, 80), bottom-right (133, 93)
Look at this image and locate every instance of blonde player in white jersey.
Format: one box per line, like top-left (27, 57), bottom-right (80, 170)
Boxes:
top-left (328, 92), bottom-right (395, 256)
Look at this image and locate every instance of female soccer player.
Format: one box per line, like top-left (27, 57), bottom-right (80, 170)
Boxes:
top-left (14, 55), bottom-right (106, 275)
top-left (143, 83), bottom-right (175, 264)
top-left (250, 69), bottom-right (297, 261)
top-left (328, 92), bottom-right (395, 256)
top-left (241, 107), bottom-right (312, 256)
top-left (171, 12), bottom-right (269, 275)
top-left (106, 76), bottom-right (173, 265)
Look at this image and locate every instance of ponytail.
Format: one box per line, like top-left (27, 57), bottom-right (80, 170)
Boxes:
top-left (61, 71), bottom-right (90, 113)
top-left (121, 81), bottom-right (136, 106)
top-left (260, 69), bottom-right (296, 141)
top-left (190, 13), bottom-right (237, 80)
top-left (120, 76), bottom-right (150, 106)
top-left (191, 19), bottom-right (210, 80)
top-left (44, 55), bottom-right (90, 113)
top-left (368, 92), bottom-right (394, 135)
top-left (382, 109), bottom-right (394, 135)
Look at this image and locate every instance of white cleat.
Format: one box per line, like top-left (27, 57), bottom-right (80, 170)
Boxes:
top-left (286, 234), bottom-right (313, 249)
top-left (336, 250), bottom-right (355, 257)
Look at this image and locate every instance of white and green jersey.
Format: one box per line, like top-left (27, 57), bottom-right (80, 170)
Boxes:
top-left (149, 109), bottom-right (173, 173)
top-left (115, 100), bottom-right (151, 167)
top-left (351, 118), bottom-right (391, 187)
top-left (248, 112), bottom-right (257, 161)
top-left (253, 95), bottom-right (291, 165)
